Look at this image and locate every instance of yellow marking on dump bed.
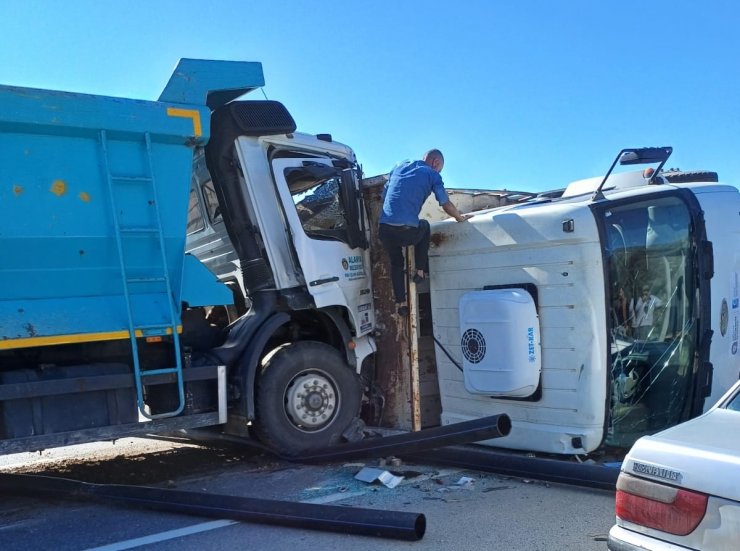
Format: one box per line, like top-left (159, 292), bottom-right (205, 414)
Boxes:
top-left (0, 326), bottom-right (182, 350)
top-left (166, 107), bottom-right (202, 137)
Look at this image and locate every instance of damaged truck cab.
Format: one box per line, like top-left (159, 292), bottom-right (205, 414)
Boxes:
top-left (429, 148), bottom-right (740, 454)
top-left (184, 100), bottom-right (375, 453)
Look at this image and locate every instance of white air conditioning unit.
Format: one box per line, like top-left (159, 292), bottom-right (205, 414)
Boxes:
top-left (459, 289), bottom-right (541, 397)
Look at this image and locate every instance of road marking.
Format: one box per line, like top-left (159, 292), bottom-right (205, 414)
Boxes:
top-left (83, 520), bottom-right (237, 551)
top-left (83, 488), bottom-right (370, 549)
top-left (0, 520), bottom-right (35, 532)
top-left (301, 490), bottom-right (366, 504)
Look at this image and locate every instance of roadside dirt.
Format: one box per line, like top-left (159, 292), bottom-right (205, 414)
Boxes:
top-left (0, 436), bottom-right (287, 486)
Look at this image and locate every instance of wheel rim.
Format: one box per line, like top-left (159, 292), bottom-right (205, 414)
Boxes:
top-left (284, 370), bottom-right (340, 432)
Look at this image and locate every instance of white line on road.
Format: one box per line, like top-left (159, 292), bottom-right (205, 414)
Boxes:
top-left (83, 486), bottom-right (371, 550)
top-left (83, 520), bottom-right (238, 551)
top-left (300, 490), bottom-right (367, 504)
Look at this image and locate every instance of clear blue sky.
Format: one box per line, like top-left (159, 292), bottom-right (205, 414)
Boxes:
top-left (2, 1), bottom-right (738, 192)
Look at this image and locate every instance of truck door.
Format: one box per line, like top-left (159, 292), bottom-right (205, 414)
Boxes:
top-left (271, 157), bottom-right (374, 337)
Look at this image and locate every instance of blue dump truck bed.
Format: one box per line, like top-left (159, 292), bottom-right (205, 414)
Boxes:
top-left (0, 59), bottom-right (262, 350)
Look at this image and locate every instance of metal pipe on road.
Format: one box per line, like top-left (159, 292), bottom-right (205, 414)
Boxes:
top-left (405, 445), bottom-right (619, 491)
top-left (0, 473), bottom-right (426, 541)
top-left (297, 413), bottom-right (511, 462)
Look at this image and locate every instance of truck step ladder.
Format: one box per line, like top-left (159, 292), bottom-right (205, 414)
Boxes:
top-left (100, 130), bottom-right (185, 419)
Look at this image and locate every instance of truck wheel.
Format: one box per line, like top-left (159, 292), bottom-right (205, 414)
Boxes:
top-left (254, 341), bottom-right (362, 455)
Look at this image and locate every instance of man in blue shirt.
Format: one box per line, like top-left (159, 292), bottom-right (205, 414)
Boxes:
top-left (379, 149), bottom-right (470, 315)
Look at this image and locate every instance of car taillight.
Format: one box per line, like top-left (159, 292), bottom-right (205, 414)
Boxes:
top-left (615, 473), bottom-right (708, 536)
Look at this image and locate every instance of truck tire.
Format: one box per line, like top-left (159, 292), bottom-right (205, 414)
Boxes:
top-left (254, 341), bottom-right (362, 455)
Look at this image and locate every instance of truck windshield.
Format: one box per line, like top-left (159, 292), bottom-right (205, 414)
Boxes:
top-left (600, 195), bottom-right (699, 447)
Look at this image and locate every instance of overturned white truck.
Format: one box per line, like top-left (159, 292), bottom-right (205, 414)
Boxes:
top-left (425, 147), bottom-right (740, 454)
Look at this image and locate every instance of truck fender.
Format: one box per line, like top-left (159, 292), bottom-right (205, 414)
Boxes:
top-left (237, 312), bottom-right (290, 420)
top-left (320, 308), bottom-right (358, 369)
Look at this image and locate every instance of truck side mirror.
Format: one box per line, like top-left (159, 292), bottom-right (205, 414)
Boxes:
top-left (340, 168), bottom-right (368, 250)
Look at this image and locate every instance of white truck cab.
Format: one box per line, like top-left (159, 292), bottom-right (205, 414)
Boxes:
top-left (188, 131), bottom-right (373, 341)
top-left (430, 148), bottom-right (740, 454)
top-left (185, 101), bottom-right (374, 453)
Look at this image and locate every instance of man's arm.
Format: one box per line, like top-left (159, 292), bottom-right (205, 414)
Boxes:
top-left (442, 200), bottom-right (473, 222)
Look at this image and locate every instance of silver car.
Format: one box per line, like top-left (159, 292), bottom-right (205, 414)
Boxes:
top-left (608, 379), bottom-right (740, 550)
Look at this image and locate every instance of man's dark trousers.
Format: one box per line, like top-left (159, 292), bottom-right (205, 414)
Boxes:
top-left (378, 220), bottom-right (431, 304)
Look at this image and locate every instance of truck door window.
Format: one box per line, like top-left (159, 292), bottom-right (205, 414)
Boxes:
top-left (601, 195), bottom-right (699, 447)
top-left (287, 169), bottom-right (349, 241)
top-left (186, 183), bottom-right (205, 234)
top-left (202, 180), bottom-right (222, 224)
top-left (193, 153), bottom-right (222, 225)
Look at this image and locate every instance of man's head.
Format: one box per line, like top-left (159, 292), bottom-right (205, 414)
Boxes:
top-left (642, 286), bottom-right (650, 298)
top-left (423, 149), bottom-right (444, 173)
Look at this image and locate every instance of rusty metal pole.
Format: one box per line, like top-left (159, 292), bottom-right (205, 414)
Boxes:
top-left (407, 248), bottom-right (422, 432)
top-left (362, 175), bottom-right (413, 431)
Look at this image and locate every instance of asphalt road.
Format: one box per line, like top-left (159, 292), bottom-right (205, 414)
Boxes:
top-left (0, 438), bottom-right (615, 550)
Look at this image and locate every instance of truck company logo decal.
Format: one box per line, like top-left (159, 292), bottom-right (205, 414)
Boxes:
top-left (342, 256), bottom-right (366, 281)
top-left (461, 328), bottom-right (486, 364)
top-left (166, 107), bottom-right (202, 137)
top-left (631, 461), bottom-right (682, 483)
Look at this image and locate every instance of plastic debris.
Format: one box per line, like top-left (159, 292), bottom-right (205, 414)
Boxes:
top-left (354, 467), bottom-right (404, 489)
top-left (453, 476), bottom-right (474, 486)
top-left (445, 476), bottom-right (474, 490)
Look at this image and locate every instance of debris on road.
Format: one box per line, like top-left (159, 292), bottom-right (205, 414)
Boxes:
top-left (452, 476), bottom-right (475, 489)
top-left (354, 467), bottom-right (404, 489)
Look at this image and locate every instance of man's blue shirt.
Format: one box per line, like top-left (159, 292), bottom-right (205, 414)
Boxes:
top-left (379, 160), bottom-right (449, 227)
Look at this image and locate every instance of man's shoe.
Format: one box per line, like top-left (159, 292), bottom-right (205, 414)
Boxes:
top-left (412, 273), bottom-right (427, 284)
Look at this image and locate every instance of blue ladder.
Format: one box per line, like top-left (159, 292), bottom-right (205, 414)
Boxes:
top-left (100, 130), bottom-right (185, 419)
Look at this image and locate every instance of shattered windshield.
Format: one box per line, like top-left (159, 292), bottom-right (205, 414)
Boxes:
top-left (601, 195), bottom-right (699, 447)
top-left (285, 165), bottom-right (350, 242)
